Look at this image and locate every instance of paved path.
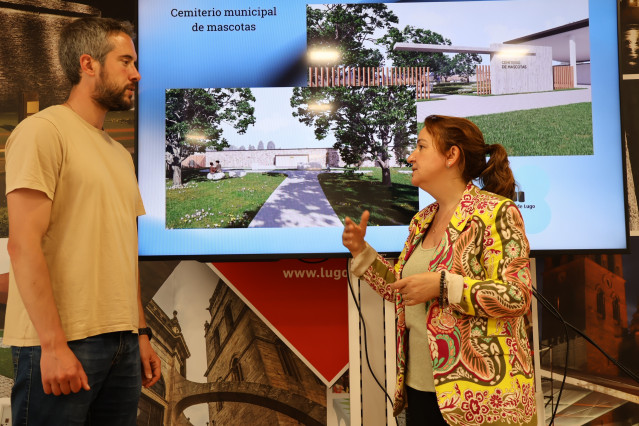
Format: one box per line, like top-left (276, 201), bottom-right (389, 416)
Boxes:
top-left (248, 170), bottom-right (342, 228)
top-left (418, 86), bottom-right (591, 118)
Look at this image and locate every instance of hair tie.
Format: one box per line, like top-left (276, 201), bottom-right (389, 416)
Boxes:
top-left (484, 144), bottom-right (492, 155)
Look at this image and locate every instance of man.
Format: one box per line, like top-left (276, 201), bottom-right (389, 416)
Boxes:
top-left (4, 17), bottom-right (161, 425)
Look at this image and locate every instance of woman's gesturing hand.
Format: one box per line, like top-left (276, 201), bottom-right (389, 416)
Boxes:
top-left (342, 210), bottom-right (370, 258)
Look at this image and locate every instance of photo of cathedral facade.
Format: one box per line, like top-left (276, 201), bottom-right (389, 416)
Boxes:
top-left (538, 252), bottom-right (639, 423)
top-left (203, 281), bottom-right (326, 425)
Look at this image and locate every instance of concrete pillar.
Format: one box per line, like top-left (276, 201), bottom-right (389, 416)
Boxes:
top-left (569, 39), bottom-right (577, 87)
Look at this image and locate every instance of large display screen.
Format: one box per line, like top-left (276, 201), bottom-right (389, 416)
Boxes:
top-left (137, 0), bottom-right (627, 259)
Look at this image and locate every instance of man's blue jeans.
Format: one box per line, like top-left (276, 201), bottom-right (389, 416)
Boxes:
top-left (11, 331), bottom-right (141, 426)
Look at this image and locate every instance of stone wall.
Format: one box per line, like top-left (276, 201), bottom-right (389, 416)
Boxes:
top-left (582, 257), bottom-right (627, 376)
top-left (181, 147), bottom-right (403, 170)
top-left (540, 256), bottom-right (627, 377)
top-left (0, 1), bottom-right (99, 113)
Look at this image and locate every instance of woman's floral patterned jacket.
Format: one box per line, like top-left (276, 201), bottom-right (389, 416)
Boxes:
top-left (360, 183), bottom-right (537, 425)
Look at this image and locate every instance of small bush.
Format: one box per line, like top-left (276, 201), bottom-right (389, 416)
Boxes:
top-left (432, 83), bottom-right (473, 95)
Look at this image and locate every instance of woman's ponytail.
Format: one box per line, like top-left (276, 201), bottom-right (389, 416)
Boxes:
top-left (480, 144), bottom-right (516, 199)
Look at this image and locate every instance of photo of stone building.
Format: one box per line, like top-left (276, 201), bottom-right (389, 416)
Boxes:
top-left (203, 280), bottom-right (327, 425)
top-left (537, 252), bottom-right (639, 423)
top-left (140, 300), bottom-right (191, 425)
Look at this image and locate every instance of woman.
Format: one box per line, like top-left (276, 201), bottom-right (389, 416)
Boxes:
top-left (342, 115), bottom-right (536, 425)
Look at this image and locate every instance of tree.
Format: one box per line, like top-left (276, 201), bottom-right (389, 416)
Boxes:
top-left (248, 144), bottom-right (255, 150)
top-left (257, 140), bottom-right (264, 150)
top-left (307, 4), bottom-right (481, 84)
top-left (165, 88), bottom-right (256, 186)
top-left (267, 141), bottom-right (276, 149)
top-left (378, 26), bottom-right (451, 82)
top-left (450, 52), bottom-right (482, 81)
top-left (306, 4), bottom-right (398, 67)
top-left (291, 85), bottom-right (416, 186)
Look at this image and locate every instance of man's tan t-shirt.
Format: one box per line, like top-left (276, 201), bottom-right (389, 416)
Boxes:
top-left (4, 105), bottom-right (145, 346)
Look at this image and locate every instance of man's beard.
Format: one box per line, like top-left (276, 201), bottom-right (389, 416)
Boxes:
top-left (93, 69), bottom-right (135, 111)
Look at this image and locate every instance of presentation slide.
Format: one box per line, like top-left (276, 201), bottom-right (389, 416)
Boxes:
top-left (137, 0), bottom-right (626, 259)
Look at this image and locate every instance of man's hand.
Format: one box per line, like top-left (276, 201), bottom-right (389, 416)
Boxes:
top-left (139, 336), bottom-right (161, 388)
top-left (40, 344), bottom-right (90, 395)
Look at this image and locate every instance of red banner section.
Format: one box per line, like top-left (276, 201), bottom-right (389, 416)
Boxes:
top-left (210, 258), bottom-right (349, 386)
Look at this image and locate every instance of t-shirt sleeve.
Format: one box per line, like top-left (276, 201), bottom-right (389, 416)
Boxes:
top-left (135, 185), bottom-right (145, 217)
top-left (5, 117), bottom-right (63, 200)
top-left (123, 149), bottom-right (146, 217)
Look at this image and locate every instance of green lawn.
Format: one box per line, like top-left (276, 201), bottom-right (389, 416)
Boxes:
top-left (319, 168), bottom-right (418, 226)
top-left (469, 102), bottom-right (593, 156)
top-left (167, 167), bottom-right (418, 229)
top-left (416, 98), bottom-right (445, 103)
top-left (0, 206), bottom-right (7, 238)
top-left (0, 111), bottom-right (18, 147)
top-left (417, 102), bottom-right (593, 157)
top-left (0, 330), bottom-right (13, 379)
top-left (431, 82), bottom-right (475, 95)
top-left (166, 170), bottom-right (286, 229)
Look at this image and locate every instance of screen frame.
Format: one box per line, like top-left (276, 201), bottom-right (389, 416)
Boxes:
top-left (135, 0), bottom-right (630, 261)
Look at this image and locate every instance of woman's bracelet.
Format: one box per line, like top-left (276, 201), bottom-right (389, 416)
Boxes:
top-left (439, 270), bottom-right (448, 307)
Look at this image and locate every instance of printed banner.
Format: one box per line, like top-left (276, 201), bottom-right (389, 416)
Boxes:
top-left (211, 258), bottom-right (350, 386)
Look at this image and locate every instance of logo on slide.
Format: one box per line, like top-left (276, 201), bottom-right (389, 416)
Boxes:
top-left (514, 166), bottom-right (551, 234)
